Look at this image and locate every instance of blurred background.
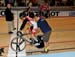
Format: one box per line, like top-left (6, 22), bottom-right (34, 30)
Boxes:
top-left (0, 0), bottom-right (75, 7)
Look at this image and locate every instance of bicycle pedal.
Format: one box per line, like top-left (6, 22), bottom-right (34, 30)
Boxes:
top-left (17, 31), bottom-right (23, 36)
top-left (29, 38), bottom-right (35, 44)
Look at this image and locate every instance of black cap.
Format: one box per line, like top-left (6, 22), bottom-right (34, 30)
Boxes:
top-left (29, 12), bottom-right (35, 18)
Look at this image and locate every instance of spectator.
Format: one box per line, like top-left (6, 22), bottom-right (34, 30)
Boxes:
top-left (55, 0), bottom-right (62, 6)
top-left (40, 0), bottom-right (50, 18)
top-left (27, 0), bottom-right (38, 7)
top-left (27, 0), bottom-right (32, 7)
top-left (0, 0), bottom-right (4, 6)
top-left (67, 0), bottom-right (74, 6)
top-left (4, 0), bottom-right (15, 6)
top-left (0, 1), bottom-right (2, 6)
top-left (49, 0), bottom-right (55, 6)
top-left (4, 0), bottom-right (8, 6)
top-left (32, 0), bottom-right (38, 6)
top-left (16, 0), bottom-right (26, 6)
top-left (20, 0), bottom-right (26, 6)
top-left (9, 0), bottom-right (15, 6)
top-left (61, 0), bottom-right (67, 6)
top-left (5, 3), bottom-right (15, 34)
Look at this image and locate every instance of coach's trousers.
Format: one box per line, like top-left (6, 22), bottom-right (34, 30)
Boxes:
top-left (7, 21), bottom-right (14, 32)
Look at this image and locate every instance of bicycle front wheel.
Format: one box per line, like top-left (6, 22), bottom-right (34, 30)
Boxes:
top-left (10, 36), bottom-right (26, 52)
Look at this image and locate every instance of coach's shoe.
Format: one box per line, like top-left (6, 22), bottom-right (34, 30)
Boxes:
top-left (8, 31), bottom-right (13, 34)
top-left (13, 28), bottom-right (16, 30)
top-left (44, 47), bottom-right (49, 53)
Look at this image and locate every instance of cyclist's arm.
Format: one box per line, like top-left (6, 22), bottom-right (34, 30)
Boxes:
top-left (20, 18), bottom-right (29, 30)
top-left (31, 21), bottom-right (38, 36)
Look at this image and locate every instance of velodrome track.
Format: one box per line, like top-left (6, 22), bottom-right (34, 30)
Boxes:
top-left (0, 16), bottom-right (75, 57)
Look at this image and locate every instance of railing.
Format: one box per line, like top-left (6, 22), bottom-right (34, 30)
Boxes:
top-left (0, 6), bottom-right (75, 11)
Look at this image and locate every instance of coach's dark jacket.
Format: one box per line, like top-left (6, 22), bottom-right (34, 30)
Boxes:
top-left (5, 8), bottom-right (14, 21)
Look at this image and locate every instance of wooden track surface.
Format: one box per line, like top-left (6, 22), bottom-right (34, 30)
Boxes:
top-left (0, 16), bottom-right (75, 56)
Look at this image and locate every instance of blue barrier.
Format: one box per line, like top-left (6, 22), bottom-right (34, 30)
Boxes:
top-left (25, 52), bottom-right (75, 57)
